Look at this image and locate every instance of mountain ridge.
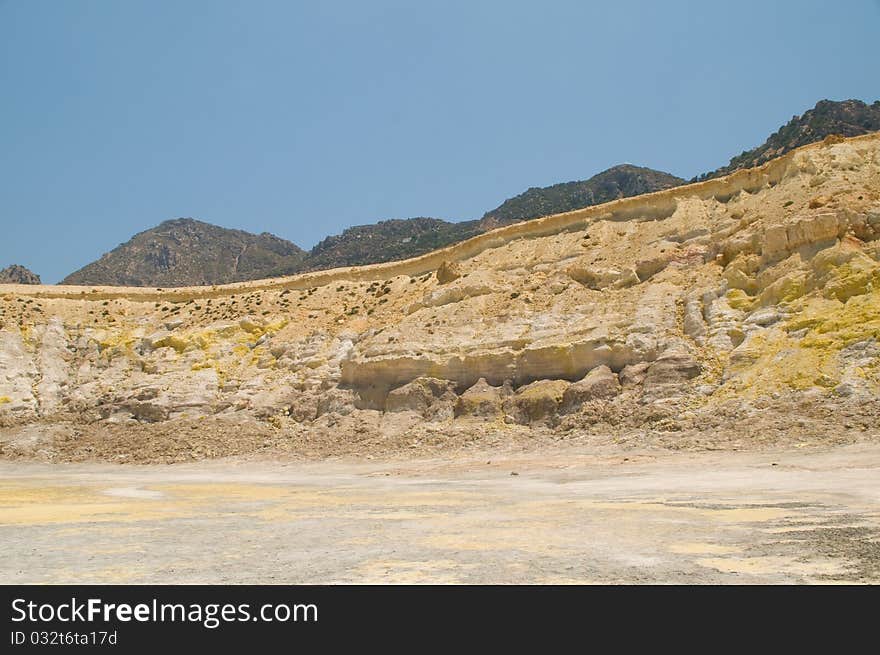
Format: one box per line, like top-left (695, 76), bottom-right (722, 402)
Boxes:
top-left (53, 98), bottom-right (880, 288)
top-left (0, 265), bottom-right (41, 285)
top-left (479, 164), bottom-right (684, 229)
top-left (697, 98), bottom-right (880, 180)
top-left (62, 218), bottom-right (306, 288)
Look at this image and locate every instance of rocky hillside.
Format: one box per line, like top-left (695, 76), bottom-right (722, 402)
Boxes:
top-left (59, 165), bottom-right (678, 286)
top-left (296, 218), bottom-right (483, 272)
top-left (0, 265), bottom-right (40, 285)
top-left (2, 133), bottom-right (878, 462)
top-left (55, 99), bottom-right (880, 288)
top-left (62, 218), bottom-right (306, 287)
top-left (294, 166), bottom-right (682, 272)
top-left (699, 99), bottom-right (880, 180)
top-left (480, 165), bottom-right (684, 229)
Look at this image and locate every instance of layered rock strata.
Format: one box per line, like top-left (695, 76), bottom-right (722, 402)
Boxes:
top-left (2, 134), bottom-right (879, 459)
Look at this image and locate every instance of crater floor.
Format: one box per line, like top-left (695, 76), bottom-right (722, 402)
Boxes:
top-left (2, 442), bottom-right (878, 584)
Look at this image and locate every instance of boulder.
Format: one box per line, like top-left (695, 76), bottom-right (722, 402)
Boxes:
top-left (683, 296), bottom-right (707, 341)
top-left (385, 377), bottom-right (456, 420)
top-left (744, 307), bottom-right (781, 327)
top-left (561, 365), bottom-right (620, 412)
top-left (566, 264), bottom-right (639, 290)
top-left (644, 352), bottom-right (701, 386)
top-left (436, 261), bottom-right (461, 284)
top-left (126, 402), bottom-right (169, 423)
top-left (635, 254), bottom-right (671, 282)
top-left (619, 362), bottom-right (650, 387)
top-left (504, 379), bottom-right (570, 424)
top-left (454, 378), bottom-right (509, 418)
top-left (848, 207), bottom-right (880, 242)
top-left (239, 316), bottom-right (267, 333)
top-left (316, 387), bottom-right (357, 417)
top-left (288, 393), bottom-right (319, 423)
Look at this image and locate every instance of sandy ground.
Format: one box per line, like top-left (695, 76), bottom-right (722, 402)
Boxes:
top-left (1, 443), bottom-right (879, 584)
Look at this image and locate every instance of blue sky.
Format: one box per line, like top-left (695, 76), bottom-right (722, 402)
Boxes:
top-left (1, 0), bottom-right (878, 283)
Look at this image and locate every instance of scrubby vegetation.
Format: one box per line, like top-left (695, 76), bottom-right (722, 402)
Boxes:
top-left (479, 165), bottom-right (684, 227)
top-left (696, 99), bottom-right (880, 181)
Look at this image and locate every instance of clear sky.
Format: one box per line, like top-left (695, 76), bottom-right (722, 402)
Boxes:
top-left (1, 0), bottom-right (878, 283)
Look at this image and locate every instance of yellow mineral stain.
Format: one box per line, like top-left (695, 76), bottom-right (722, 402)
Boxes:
top-left (669, 542), bottom-right (741, 555)
top-left (697, 555), bottom-right (849, 578)
top-left (352, 559), bottom-right (470, 584)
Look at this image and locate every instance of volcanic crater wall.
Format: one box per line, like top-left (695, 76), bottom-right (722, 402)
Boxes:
top-left (1, 134), bottom-right (879, 451)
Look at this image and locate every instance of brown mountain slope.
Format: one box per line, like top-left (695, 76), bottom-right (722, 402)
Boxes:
top-left (62, 218), bottom-right (306, 287)
top-left (698, 98), bottom-right (880, 180)
top-left (289, 165), bottom-right (683, 272)
top-left (479, 164), bottom-right (684, 229)
top-left (293, 218), bottom-right (483, 273)
top-left (0, 264), bottom-right (40, 285)
top-left (57, 99), bottom-right (880, 287)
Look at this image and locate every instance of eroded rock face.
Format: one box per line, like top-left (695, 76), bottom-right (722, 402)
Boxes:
top-left (645, 353), bottom-right (702, 386)
top-left (0, 331), bottom-right (38, 416)
top-left (619, 362), bottom-right (650, 388)
top-left (505, 379), bottom-right (570, 425)
top-left (34, 319), bottom-right (71, 415)
top-left (0, 265), bottom-right (40, 285)
top-left (436, 261), bottom-right (462, 284)
top-left (385, 377), bottom-right (456, 420)
top-left (2, 134), bottom-right (880, 453)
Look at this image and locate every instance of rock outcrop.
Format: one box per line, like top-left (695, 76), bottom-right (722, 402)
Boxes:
top-left (480, 164), bottom-right (684, 228)
top-left (0, 265), bottom-right (40, 285)
top-left (698, 98), bottom-right (880, 180)
top-left (504, 379), bottom-right (570, 425)
top-left (385, 377), bottom-right (457, 421)
top-left (561, 365), bottom-right (620, 412)
top-left (62, 218), bottom-right (306, 287)
top-left (455, 378), bottom-right (510, 418)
